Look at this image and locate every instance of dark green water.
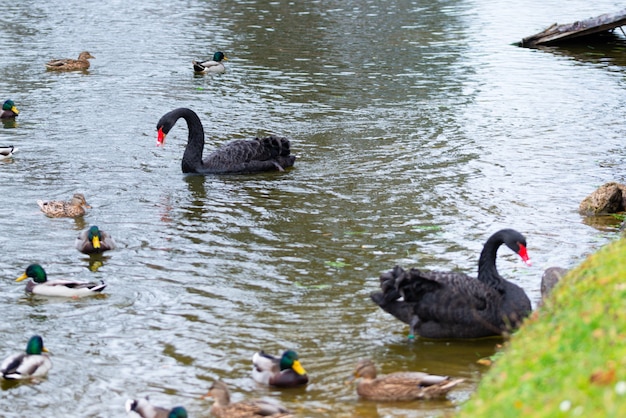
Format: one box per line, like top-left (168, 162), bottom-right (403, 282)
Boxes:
top-left (0, 0), bottom-right (624, 416)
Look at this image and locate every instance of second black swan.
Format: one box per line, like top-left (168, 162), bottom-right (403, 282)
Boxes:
top-left (156, 108), bottom-right (295, 174)
top-left (370, 229), bottom-right (532, 339)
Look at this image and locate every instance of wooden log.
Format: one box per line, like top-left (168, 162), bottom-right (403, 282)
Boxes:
top-left (520, 8), bottom-right (626, 47)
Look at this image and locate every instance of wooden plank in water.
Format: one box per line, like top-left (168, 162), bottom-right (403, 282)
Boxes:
top-left (520, 8), bottom-right (626, 47)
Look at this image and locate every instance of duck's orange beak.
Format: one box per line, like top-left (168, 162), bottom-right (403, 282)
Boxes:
top-left (157, 127), bottom-right (166, 146)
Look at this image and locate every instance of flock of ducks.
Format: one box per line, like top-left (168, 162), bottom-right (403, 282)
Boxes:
top-left (1, 50), bottom-right (545, 417)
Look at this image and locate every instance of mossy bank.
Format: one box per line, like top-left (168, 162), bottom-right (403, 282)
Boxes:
top-left (458, 236), bottom-right (626, 417)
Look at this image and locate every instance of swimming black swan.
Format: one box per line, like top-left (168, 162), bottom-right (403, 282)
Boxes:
top-left (156, 108), bottom-right (296, 174)
top-left (370, 229), bottom-right (532, 339)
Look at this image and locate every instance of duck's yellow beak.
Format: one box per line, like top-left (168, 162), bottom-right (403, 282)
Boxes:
top-left (42, 347), bottom-right (49, 353)
top-left (92, 235), bottom-right (101, 249)
top-left (292, 360), bottom-right (307, 376)
top-left (16, 273), bottom-right (28, 282)
top-left (11, 106), bottom-right (19, 115)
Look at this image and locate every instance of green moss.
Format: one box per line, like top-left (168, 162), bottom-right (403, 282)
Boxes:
top-left (458, 237), bottom-right (626, 417)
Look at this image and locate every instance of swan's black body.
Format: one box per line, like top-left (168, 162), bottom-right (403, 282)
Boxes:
top-left (371, 229), bottom-right (532, 339)
top-left (156, 108), bottom-right (295, 174)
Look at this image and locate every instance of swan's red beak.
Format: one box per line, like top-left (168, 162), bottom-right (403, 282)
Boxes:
top-left (157, 127), bottom-right (166, 147)
top-left (518, 244), bottom-right (531, 266)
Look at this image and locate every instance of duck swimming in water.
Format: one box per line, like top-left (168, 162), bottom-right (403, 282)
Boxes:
top-left (1, 335), bottom-right (51, 380)
top-left (16, 264), bottom-right (107, 298)
top-left (192, 51), bottom-right (228, 73)
top-left (1, 100), bottom-right (19, 118)
top-left (45, 51), bottom-right (94, 71)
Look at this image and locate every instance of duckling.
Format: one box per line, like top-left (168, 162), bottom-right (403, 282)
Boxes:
top-left (37, 193), bottom-right (91, 217)
top-left (192, 51), bottom-right (228, 73)
top-left (45, 51), bottom-right (94, 71)
top-left (1, 335), bottom-right (51, 380)
top-left (75, 225), bottom-right (116, 254)
top-left (350, 359), bottom-right (463, 401)
top-left (1, 99), bottom-right (19, 118)
top-left (252, 350), bottom-right (308, 387)
top-left (126, 397), bottom-right (188, 418)
top-left (0, 145), bottom-right (18, 160)
top-left (16, 264), bottom-right (106, 298)
top-left (204, 380), bottom-right (292, 418)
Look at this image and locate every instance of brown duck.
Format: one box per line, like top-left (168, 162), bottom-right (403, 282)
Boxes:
top-left (37, 193), bottom-right (91, 217)
top-left (45, 51), bottom-right (94, 71)
top-left (350, 359), bottom-right (463, 401)
top-left (204, 380), bottom-right (292, 418)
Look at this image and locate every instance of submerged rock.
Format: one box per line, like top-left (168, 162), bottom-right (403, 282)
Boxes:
top-left (578, 182), bottom-right (626, 215)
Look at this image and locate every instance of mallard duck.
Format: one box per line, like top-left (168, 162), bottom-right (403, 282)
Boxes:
top-left (192, 51), bottom-right (228, 73)
top-left (37, 193), bottom-right (91, 217)
top-left (0, 99), bottom-right (19, 118)
top-left (1, 335), bottom-right (51, 380)
top-left (204, 380), bottom-right (292, 418)
top-left (126, 397), bottom-right (188, 418)
top-left (75, 225), bottom-right (116, 254)
top-left (252, 350), bottom-right (308, 387)
top-left (45, 51), bottom-right (94, 71)
top-left (0, 145), bottom-right (18, 160)
top-left (16, 264), bottom-right (107, 297)
top-left (350, 359), bottom-right (463, 401)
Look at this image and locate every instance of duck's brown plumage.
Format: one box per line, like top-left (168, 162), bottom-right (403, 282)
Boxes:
top-left (351, 359), bottom-right (463, 401)
top-left (37, 193), bottom-right (91, 218)
top-left (45, 51), bottom-right (94, 71)
top-left (205, 380), bottom-right (292, 418)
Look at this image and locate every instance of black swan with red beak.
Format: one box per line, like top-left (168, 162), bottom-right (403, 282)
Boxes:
top-left (156, 108), bottom-right (295, 174)
top-left (371, 229), bottom-right (532, 339)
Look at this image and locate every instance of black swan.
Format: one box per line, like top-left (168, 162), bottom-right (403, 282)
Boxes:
top-left (156, 108), bottom-right (295, 174)
top-left (370, 229), bottom-right (532, 339)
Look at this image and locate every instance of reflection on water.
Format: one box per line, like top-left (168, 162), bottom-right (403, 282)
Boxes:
top-left (0, 0), bottom-right (624, 416)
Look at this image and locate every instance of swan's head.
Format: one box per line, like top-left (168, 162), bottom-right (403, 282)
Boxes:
top-left (501, 229), bottom-right (532, 266)
top-left (156, 116), bottom-right (173, 146)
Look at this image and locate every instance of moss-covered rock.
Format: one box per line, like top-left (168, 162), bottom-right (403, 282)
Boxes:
top-left (457, 237), bottom-right (626, 417)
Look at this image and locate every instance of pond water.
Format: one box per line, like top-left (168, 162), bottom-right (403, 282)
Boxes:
top-left (0, 0), bottom-right (624, 416)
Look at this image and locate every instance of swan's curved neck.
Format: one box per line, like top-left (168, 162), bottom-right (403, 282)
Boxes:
top-left (477, 233), bottom-right (505, 290)
top-left (174, 108), bottom-right (205, 173)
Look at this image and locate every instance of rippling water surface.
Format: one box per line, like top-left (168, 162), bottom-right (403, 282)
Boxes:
top-left (1, 0), bottom-right (625, 416)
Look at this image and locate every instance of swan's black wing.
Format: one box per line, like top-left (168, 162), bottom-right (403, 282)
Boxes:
top-left (372, 265), bottom-right (506, 338)
top-left (201, 136), bottom-right (295, 174)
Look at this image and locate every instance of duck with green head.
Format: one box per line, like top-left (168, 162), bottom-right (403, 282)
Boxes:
top-left (1, 99), bottom-right (19, 119)
top-left (192, 51), bottom-right (228, 73)
top-left (16, 264), bottom-right (107, 297)
top-left (76, 225), bottom-right (116, 254)
top-left (252, 349), bottom-right (308, 387)
top-left (1, 335), bottom-right (51, 379)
